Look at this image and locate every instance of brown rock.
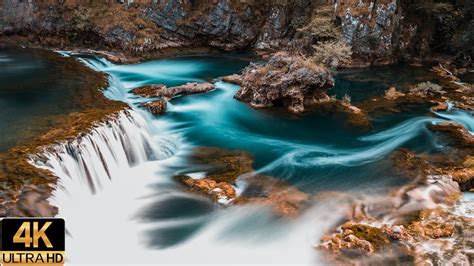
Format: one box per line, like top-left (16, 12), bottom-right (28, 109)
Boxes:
top-left (174, 147), bottom-right (308, 217)
top-left (176, 175), bottom-right (237, 203)
top-left (162, 82), bottom-right (215, 99)
top-left (131, 84), bottom-right (167, 98)
top-left (235, 52), bottom-right (334, 113)
top-left (431, 102), bottom-right (449, 112)
top-left (143, 100), bottom-right (167, 115)
top-left (235, 175), bottom-right (309, 217)
top-left (429, 123), bottom-right (474, 147)
top-left (422, 221), bottom-right (455, 239)
top-left (132, 82), bottom-right (215, 100)
top-left (341, 223), bottom-right (391, 249)
top-left (220, 74), bottom-right (242, 85)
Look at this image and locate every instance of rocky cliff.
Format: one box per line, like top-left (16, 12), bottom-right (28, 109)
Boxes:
top-left (1, 0), bottom-right (472, 64)
top-left (335, 0), bottom-right (473, 65)
top-left (0, 0), bottom-right (311, 58)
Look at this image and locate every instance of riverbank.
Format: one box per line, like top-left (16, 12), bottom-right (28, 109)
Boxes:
top-left (0, 48), bottom-right (127, 216)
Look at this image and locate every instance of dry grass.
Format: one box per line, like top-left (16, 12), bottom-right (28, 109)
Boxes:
top-left (411, 81), bottom-right (445, 97)
top-left (298, 4), bottom-right (341, 41)
top-left (311, 41), bottom-right (352, 69)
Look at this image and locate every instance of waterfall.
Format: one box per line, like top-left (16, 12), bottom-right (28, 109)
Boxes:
top-left (29, 109), bottom-right (177, 194)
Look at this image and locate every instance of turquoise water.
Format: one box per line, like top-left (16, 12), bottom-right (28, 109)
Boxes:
top-left (26, 52), bottom-right (474, 262)
top-left (77, 55), bottom-right (448, 193)
top-left (0, 48), bottom-right (93, 151)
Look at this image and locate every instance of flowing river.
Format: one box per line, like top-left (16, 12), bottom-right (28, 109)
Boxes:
top-left (6, 50), bottom-right (473, 264)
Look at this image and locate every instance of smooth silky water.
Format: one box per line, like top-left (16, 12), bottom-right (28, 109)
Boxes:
top-left (28, 52), bottom-right (474, 264)
top-left (0, 48), bottom-right (93, 151)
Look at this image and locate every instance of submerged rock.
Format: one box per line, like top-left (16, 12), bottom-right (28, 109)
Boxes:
top-left (174, 147), bottom-right (253, 204)
top-left (234, 52), bottom-right (334, 113)
top-left (235, 175), bottom-right (309, 217)
top-left (174, 147), bottom-right (309, 217)
top-left (143, 100), bottom-right (167, 116)
top-left (131, 82), bottom-right (215, 100)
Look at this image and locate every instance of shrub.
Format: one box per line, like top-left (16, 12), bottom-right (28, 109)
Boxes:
top-left (297, 5), bottom-right (341, 41)
top-left (311, 41), bottom-right (352, 69)
top-left (384, 87), bottom-right (405, 100)
top-left (411, 82), bottom-right (445, 96)
top-left (342, 93), bottom-right (351, 105)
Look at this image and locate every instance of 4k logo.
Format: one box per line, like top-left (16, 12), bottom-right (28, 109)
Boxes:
top-left (13, 221), bottom-right (53, 248)
top-left (0, 218), bottom-right (65, 265)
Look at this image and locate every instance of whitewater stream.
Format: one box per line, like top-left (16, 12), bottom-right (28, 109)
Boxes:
top-left (25, 52), bottom-right (474, 264)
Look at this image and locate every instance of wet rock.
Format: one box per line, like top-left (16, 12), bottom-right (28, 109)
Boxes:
top-left (235, 52), bottom-right (334, 113)
top-left (131, 82), bottom-right (215, 100)
top-left (164, 82), bottom-right (215, 99)
top-left (131, 84), bottom-right (167, 98)
top-left (381, 225), bottom-right (412, 241)
top-left (186, 147), bottom-right (254, 184)
top-left (143, 100), bottom-right (167, 116)
top-left (174, 147), bottom-right (309, 217)
top-left (317, 168), bottom-right (472, 265)
top-left (409, 220), bottom-right (455, 239)
top-left (431, 101), bottom-right (449, 112)
top-left (175, 175), bottom-right (236, 204)
top-left (219, 74), bottom-right (242, 85)
top-left (431, 64), bottom-right (460, 82)
top-left (341, 223), bottom-right (391, 250)
top-left (235, 175), bottom-right (309, 217)
top-left (429, 122), bottom-right (474, 148)
top-left (320, 230), bottom-right (375, 254)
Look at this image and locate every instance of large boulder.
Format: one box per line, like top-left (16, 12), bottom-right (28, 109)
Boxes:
top-left (234, 52), bottom-right (334, 113)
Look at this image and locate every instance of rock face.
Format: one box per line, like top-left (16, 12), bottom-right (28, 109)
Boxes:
top-left (1, 1), bottom-right (472, 62)
top-left (234, 52), bottom-right (334, 113)
top-left (0, 0), bottom-right (311, 56)
top-left (334, 0), bottom-right (474, 64)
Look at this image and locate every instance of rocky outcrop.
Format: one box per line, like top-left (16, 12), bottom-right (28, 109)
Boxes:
top-left (132, 82), bottom-right (215, 100)
top-left (234, 52), bottom-right (334, 113)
